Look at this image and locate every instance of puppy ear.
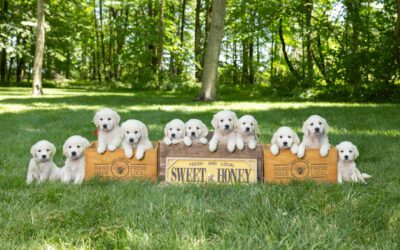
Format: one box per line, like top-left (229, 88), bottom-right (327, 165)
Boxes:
top-left (254, 119), bottom-right (260, 138)
top-left (82, 137), bottom-right (91, 148)
top-left (322, 117), bottom-right (329, 134)
top-left (353, 145), bottom-right (359, 159)
top-left (164, 123), bottom-right (169, 136)
top-left (63, 141), bottom-right (69, 156)
top-left (113, 110), bottom-right (121, 125)
top-left (232, 113), bottom-right (238, 129)
top-left (93, 111), bottom-right (100, 128)
top-left (271, 132), bottom-right (278, 145)
top-left (30, 143), bottom-right (37, 157)
top-left (141, 123), bottom-right (149, 140)
top-left (302, 120), bottom-right (309, 136)
top-left (201, 122), bottom-right (209, 137)
top-left (211, 115), bottom-right (218, 129)
top-left (335, 144), bottom-right (341, 150)
top-left (293, 131), bottom-right (300, 144)
top-left (120, 121), bottom-right (127, 138)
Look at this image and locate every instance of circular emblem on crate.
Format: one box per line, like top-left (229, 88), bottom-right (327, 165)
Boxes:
top-left (290, 159), bottom-right (310, 179)
top-left (111, 159), bottom-right (129, 178)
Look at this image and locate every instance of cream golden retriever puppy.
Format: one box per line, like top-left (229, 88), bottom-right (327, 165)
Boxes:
top-left (297, 115), bottom-right (330, 158)
top-left (336, 141), bottom-right (371, 184)
top-left (26, 140), bottom-right (60, 184)
top-left (121, 119), bottom-right (153, 159)
top-left (209, 110), bottom-right (237, 153)
top-left (93, 108), bottom-right (122, 154)
top-left (270, 126), bottom-right (300, 155)
top-left (61, 135), bottom-right (91, 184)
top-left (163, 119), bottom-right (185, 145)
top-left (236, 115), bottom-right (259, 150)
top-left (183, 119), bottom-right (208, 146)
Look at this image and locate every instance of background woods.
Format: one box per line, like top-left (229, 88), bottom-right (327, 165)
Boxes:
top-left (0, 0), bottom-right (399, 100)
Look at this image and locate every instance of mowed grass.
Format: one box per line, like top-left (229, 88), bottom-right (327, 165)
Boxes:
top-left (0, 87), bottom-right (399, 249)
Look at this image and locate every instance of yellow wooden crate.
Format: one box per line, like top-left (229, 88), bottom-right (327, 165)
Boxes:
top-left (263, 144), bottom-right (337, 183)
top-left (84, 142), bottom-right (158, 181)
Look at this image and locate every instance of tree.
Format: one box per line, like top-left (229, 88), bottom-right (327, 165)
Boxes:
top-left (32, 0), bottom-right (45, 96)
top-left (196, 0), bottom-right (226, 101)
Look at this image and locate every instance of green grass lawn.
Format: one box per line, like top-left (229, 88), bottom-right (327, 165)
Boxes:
top-left (0, 87), bottom-right (399, 249)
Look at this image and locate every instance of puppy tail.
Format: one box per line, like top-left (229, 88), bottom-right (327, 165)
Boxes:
top-left (361, 173), bottom-right (371, 179)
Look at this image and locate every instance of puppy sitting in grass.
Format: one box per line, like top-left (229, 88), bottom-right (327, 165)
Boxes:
top-left (336, 141), bottom-right (371, 184)
top-left (209, 110), bottom-right (237, 153)
top-left (163, 119), bottom-right (185, 145)
top-left (121, 119), bottom-right (153, 160)
top-left (93, 107), bottom-right (122, 154)
top-left (183, 119), bottom-right (208, 146)
top-left (61, 135), bottom-right (91, 184)
top-left (26, 140), bottom-right (60, 184)
top-left (270, 126), bottom-right (300, 155)
top-left (297, 115), bottom-right (330, 158)
top-left (236, 115), bottom-right (259, 150)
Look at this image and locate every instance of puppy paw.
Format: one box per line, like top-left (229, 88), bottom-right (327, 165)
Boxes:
top-left (297, 147), bottom-right (305, 158)
top-left (209, 142), bottom-right (217, 152)
top-left (290, 144), bottom-right (299, 155)
top-left (237, 141), bottom-right (245, 151)
top-left (228, 143), bottom-right (236, 153)
top-left (124, 148), bottom-right (133, 158)
top-left (200, 137), bottom-right (208, 144)
top-left (183, 137), bottom-right (192, 147)
top-left (248, 141), bottom-right (257, 150)
top-left (97, 146), bottom-right (106, 154)
top-left (136, 151), bottom-right (145, 160)
top-left (163, 138), bottom-right (172, 146)
top-left (270, 145), bottom-right (279, 155)
top-left (320, 147), bottom-right (329, 157)
top-left (107, 145), bottom-right (117, 152)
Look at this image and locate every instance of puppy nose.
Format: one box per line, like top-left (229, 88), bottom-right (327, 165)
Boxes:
top-left (41, 155), bottom-right (46, 159)
top-left (246, 127), bottom-right (250, 132)
top-left (315, 127), bottom-right (320, 132)
top-left (283, 141), bottom-right (288, 146)
top-left (103, 124), bottom-right (107, 129)
top-left (171, 133), bottom-right (176, 138)
top-left (191, 131), bottom-right (195, 136)
top-left (344, 155), bottom-right (349, 160)
top-left (129, 138), bottom-right (134, 143)
top-left (225, 124), bottom-right (230, 129)
top-left (71, 151), bottom-right (76, 156)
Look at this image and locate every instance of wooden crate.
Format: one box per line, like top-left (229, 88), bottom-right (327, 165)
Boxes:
top-left (84, 142), bottom-right (158, 181)
top-left (159, 142), bottom-right (263, 183)
top-left (263, 144), bottom-right (338, 183)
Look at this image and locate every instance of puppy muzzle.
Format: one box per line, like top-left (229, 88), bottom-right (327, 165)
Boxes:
top-left (283, 141), bottom-right (288, 148)
top-left (224, 124), bottom-right (231, 130)
top-left (191, 131), bottom-right (196, 138)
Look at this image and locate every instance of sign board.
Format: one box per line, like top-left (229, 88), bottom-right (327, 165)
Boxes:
top-left (84, 142), bottom-right (158, 181)
top-left (263, 145), bottom-right (337, 183)
top-left (165, 157), bottom-right (257, 183)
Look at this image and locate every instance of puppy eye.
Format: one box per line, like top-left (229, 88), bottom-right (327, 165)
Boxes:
top-left (196, 127), bottom-right (199, 130)
top-left (242, 122), bottom-right (246, 125)
top-left (100, 118), bottom-right (103, 121)
top-left (134, 131), bottom-right (138, 134)
top-left (69, 146), bottom-right (72, 149)
top-left (341, 150), bottom-right (344, 153)
top-left (288, 136), bottom-right (291, 138)
top-left (177, 129), bottom-right (180, 131)
top-left (229, 119), bottom-right (232, 121)
top-left (126, 131), bottom-right (129, 134)
top-left (170, 128), bottom-right (172, 131)
top-left (279, 136), bottom-right (283, 138)
top-left (38, 150), bottom-right (41, 152)
top-left (251, 123), bottom-right (253, 126)
top-left (77, 146), bottom-right (80, 148)
top-left (220, 119), bottom-right (224, 122)
top-left (349, 150), bottom-right (352, 153)
top-left (46, 149), bottom-right (50, 152)
top-left (310, 123), bottom-right (314, 126)
top-left (189, 127), bottom-right (191, 129)
top-left (319, 122), bottom-right (322, 125)
top-left (108, 118), bottom-right (111, 121)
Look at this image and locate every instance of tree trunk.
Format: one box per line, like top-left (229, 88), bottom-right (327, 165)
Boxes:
top-left (99, 0), bottom-right (107, 81)
top-left (194, 0), bottom-right (202, 81)
top-left (394, 0), bottom-right (400, 68)
top-left (279, 18), bottom-right (299, 78)
top-left (94, 0), bottom-right (102, 82)
top-left (305, 0), bottom-right (313, 86)
top-left (201, 0), bottom-right (212, 75)
top-left (32, 0), bottom-right (45, 95)
top-left (0, 0), bottom-right (8, 86)
top-left (196, 0), bottom-right (226, 101)
top-left (156, 0), bottom-right (164, 88)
